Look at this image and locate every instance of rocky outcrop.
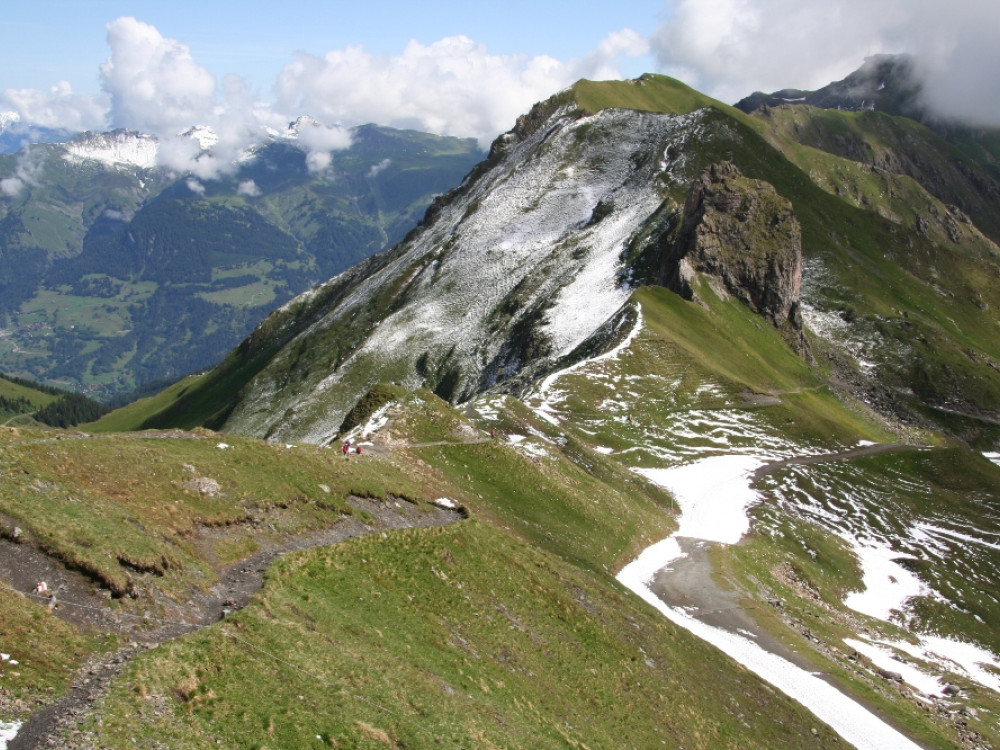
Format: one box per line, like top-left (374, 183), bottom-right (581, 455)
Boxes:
top-left (658, 162), bottom-right (806, 350)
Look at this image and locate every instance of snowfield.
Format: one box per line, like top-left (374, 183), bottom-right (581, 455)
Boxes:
top-left (63, 131), bottom-right (159, 169)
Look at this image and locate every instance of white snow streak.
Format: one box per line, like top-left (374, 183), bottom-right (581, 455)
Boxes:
top-left (619, 457), bottom-right (924, 750)
top-left (531, 304), bottom-right (644, 426)
top-left (842, 540), bottom-right (929, 621)
top-left (842, 638), bottom-right (943, 696)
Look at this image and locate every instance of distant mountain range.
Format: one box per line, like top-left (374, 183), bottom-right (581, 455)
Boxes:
top-left (0, 122), bottom-right (484, 398)
top-left (0, 112), bottom-right (74, 154)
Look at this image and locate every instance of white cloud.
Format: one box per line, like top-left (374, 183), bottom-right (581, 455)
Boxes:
top-left (305, 150), bottom-right (332, 172)
top-left (1, 178), bottom-right (24, 197)
top-left (185, 177), bottom-right (206, 195)
top-left (237, 179), bottom-right (261, 197)
top-left (292, 118), bottom-right (352, 172)
top-left (2, 149), bottom-right (45, 197)
top-left (0, 81), bottom-right (107, 132)
top-left (651, 0), bottom-right (1000, 124)
top-left (95, 18), bottom-right (291, 179)
top-left (368, 158), bottom-right (391, 178)
top-left (3, 19), bottom-right (648, 166)
top-left (100, 17), bottom-right (217, 135)
top-left (275, 31), bottom-right (647, 147)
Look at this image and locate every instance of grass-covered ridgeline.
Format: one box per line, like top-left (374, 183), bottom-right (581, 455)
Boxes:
top-left (91, 521), bottom-right (846, 749)
top-left (0, 428), bottom-right (425, 601)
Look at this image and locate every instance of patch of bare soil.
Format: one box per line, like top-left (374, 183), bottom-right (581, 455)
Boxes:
top-left (6, 496), bottom-right (463, 749)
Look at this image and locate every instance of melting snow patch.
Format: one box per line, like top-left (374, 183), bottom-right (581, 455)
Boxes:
top-left (984, 452), bottom-right (1000, 468)
top-left (594, 446), bottom-right (614, 455)
top-left (472, 396), bottom-right (506, 421)
top-left (357, 402), bottom-right (396, 439)
top-left (618, 556), bottom-right (924, 749)
top-left (216, 442), bottom-right (231, 450)
top-left (432, 497), bottom-right (457, 509)
top-left (518, 442), bottom-right (550, 459)
top-left (0, 721), bottom-right (21, 749)
top-left (843, 540), bottom-right (929, 622)
top-left (904, 634), bottom-right (1000, 695)
top-left (619, 449), bottom-right (925, 749)
top-left (843, 637), bottom-right (943, 696)
top-left (634, 455), bottom-right (765, 544)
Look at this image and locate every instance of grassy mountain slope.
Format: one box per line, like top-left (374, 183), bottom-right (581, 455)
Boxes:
top-left (125, 75), bottom-right (1000, 450)
top-left (0, 372), bottom-right (107, 427)
top-left (573, 79), bottom-right (1000, 446)
top-left (5, 278), bottom-right (994, 746)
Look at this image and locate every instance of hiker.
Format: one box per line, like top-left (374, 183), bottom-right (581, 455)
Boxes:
top-left (342, 441), bottom-right (349, 456)
top-left (356, 444), bottom-right (362, 455)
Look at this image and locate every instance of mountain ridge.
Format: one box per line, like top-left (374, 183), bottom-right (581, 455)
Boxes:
top-left (4, 67), bottom-right (1000, 749)
top-left (128, 72), bottom-right (1000, 448)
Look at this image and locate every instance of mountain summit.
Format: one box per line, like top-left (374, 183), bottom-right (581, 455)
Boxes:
top-left (138, 72), bottom-right (1000, 449)
top-left (137, 77), bottom-right (810, 443)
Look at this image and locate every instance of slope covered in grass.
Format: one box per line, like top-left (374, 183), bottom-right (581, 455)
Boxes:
top-left (91, 521), bottom-right (846, 749)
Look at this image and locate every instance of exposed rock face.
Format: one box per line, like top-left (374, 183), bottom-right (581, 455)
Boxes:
top-left (660, 162), bottom-right (806, 349)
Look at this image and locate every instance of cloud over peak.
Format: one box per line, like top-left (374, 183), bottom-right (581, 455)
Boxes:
top-left (2, 16), bottom-right (646, 175)
top-left (275, 32), bottom-right (647, 148)
top-left (651, 0), bottom-right (1000, 125)
top-left (101, 17), bottom-right (217, 136)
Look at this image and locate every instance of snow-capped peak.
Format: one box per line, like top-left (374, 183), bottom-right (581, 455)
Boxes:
top-left (181, 125), bottom-right (219, 151)
top-left (283, 115), bottom-right (323, 139)
top-left (63, 130), bottom-right (158, 170)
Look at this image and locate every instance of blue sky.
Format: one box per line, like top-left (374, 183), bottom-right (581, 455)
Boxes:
top-left (4, 1), bottom-right (664, 98)
top-left (2, 0), bottom-right (997, 161)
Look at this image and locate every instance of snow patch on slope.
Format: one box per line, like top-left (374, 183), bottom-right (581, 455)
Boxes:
top-left (63, 131), bottom-right (158, 169)
top-left (236, 108), bottom-right (712, 443)
top-left (635, 455), bottom-right (764, 543)
top-left (843, 539), bottom-right (929, 620)
top-left (619, 457), bottom-right (925, 750)
top-left (0, 720), bottom-right (21, 750)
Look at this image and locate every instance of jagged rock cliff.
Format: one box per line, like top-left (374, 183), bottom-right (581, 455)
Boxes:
top-left (669, 162), bottom-right (805, 348)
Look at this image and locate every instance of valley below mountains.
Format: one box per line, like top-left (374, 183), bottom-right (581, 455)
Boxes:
top-left (3, 60), bottom-right (1000, 749)
top-left (0, 123), bottom-right (483, 400)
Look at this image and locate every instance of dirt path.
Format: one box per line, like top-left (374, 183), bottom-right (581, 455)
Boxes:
top-left (648, 537), bottom-right (819, 671)
top-left (6, 497), bottom-right (464, 750)
top-left (751, 442), bottom-right (919, 485)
